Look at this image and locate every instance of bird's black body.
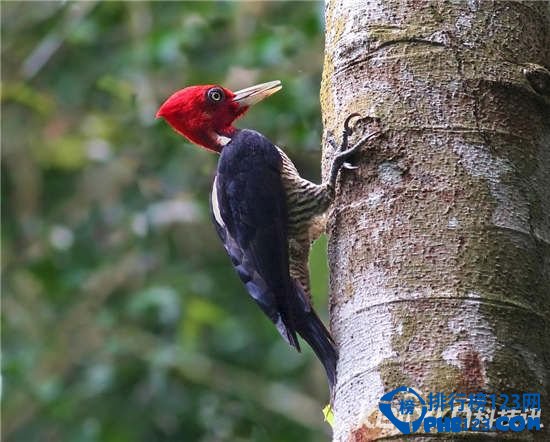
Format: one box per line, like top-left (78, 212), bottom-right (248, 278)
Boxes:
top-left (211, 129), bottom-right (337, 390)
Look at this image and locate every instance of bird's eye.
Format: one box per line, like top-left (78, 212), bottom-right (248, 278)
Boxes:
top-left (207, 88), bottom-right (224, 103)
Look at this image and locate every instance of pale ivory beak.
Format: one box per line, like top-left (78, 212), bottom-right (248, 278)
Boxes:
top-left (232, 80), bottom-right (282, 107)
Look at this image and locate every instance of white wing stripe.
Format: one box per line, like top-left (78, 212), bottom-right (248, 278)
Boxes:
top-left (211, 176), bottom-right (225, 228)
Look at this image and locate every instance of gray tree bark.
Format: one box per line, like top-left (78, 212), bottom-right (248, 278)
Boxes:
top-left (321, 1), bottom-right (550, 440)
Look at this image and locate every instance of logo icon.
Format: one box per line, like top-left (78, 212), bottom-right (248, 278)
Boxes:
top-left (379, 386), bottom-right (427, 434)
top-left (378, 387), bottom-right (542, 434)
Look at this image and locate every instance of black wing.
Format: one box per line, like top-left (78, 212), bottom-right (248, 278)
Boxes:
top-left (211, 129), bottom-right (338, 391)
top-left (211, 129), bottom-right (300, 349)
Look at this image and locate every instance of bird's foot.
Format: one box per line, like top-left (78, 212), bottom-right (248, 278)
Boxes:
top-left (334, 114), bottom-right (380, 167)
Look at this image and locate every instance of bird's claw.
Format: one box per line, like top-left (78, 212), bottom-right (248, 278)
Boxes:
top-left (343, 162), bottom-right (358, 170)
top-left (327, 137), bottom-right (339, 151)
top-left (335, 113), bottom-right (369, 167)
top-left (343, 113), bottom-right (361, 137)
top-left (327, 113), bottom-right (365, 153)
top-left (335, 130), bottom-right (381, 170)
top-left (328, 113), bottom-right (380, 188)
top-left (338, 113), bottom-right (361, 152)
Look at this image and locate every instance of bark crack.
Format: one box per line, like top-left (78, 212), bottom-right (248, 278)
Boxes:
top-left (348, 296), bottom-right (544, 318)
top-left (336, 38), bottom-right (446, 75)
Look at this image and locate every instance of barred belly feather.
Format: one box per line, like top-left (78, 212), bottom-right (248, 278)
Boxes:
top-left (275, 147), bottom-right (334, 295)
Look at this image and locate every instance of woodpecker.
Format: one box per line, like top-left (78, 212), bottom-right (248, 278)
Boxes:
top-left (157, 80), bottom-right (377, 393)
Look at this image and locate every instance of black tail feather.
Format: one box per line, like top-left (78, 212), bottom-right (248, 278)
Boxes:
top-left (296, 309), bottom-right (338, 394)
top-left (291, 282), bottom-right (338, 394)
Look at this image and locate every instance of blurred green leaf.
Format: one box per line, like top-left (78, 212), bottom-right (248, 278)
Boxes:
top-left (96, 75), bottom-right (135, 104)
top-left (127, 285), bottom-right (180, 326)
top-left (35, 134), bottom-right (88, 170)
top-left (1, 82), bottom-right (54, 114)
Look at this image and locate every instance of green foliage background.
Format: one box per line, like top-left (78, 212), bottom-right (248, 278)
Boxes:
top-left (2, 2), bottom-right (331, 441)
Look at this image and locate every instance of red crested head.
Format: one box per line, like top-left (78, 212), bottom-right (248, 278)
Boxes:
top-left (156, 80), bottom-right (282, 153)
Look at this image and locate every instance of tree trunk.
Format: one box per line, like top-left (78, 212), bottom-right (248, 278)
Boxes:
top-left (321, 1), bottom-right (550, 440)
